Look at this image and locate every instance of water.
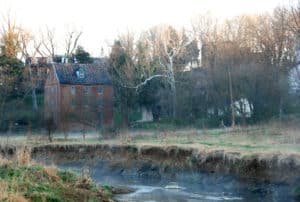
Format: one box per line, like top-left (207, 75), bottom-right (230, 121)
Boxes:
top-left (58, 160), bottom-right (298, 202)
top-left (116, 185), bottom-right (243, 202)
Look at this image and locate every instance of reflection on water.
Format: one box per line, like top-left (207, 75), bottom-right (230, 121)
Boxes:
top-left (116, 185), bottom-right (243, 202)
top-left (58, 161), bottom-right (298, 202)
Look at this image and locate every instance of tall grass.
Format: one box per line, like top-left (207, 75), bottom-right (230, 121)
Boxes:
top-left (0, 147), bottom-right (111, 202)
top-left (0, 149), bottom-right (30, 202)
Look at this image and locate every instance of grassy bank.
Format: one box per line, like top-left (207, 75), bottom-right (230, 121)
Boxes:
top-left (0, 156), bottom-right (114, 202)
top-left (1, 119), bottom-right (300, 154)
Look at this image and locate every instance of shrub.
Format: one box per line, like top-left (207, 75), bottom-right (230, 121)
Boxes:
top-left (57, 170), bottom-right (77, 183)
top-left (44, 117), bottom-right (56, 142)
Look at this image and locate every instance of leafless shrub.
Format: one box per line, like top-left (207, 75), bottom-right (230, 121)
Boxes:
top-left (77, 166), bottom-right (93, 189)
top-left (81, 128), bottom-right (87, 141)
top-left (26, 122), bottom-right (32, 142)
top-left (16, 146), bottom-right (31, 166)
top-left (160, 130), bottom-right (170, 146)
top-left (81, 166), bottom-right (91, 181)
top-left (43, 165), bottom-right (59, 181)
top-left (45, 117), bottom-right (56, 143)
top-left (61, 108), bottom-right (73, 141)
top-left (119, 129), bottom-right (133, 144)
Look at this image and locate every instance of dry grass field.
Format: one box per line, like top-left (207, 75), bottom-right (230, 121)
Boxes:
top-left (1, 119), bottom-right (299, 155)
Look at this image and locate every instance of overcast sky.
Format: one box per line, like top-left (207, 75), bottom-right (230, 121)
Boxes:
top-left (1, 0), bottom-right (291, 56)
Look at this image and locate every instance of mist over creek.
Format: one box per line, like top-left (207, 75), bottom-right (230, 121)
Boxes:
top-left (1, 143), bottom-right (299, 201)
top-left (57, 160), bottom-right (297, 202)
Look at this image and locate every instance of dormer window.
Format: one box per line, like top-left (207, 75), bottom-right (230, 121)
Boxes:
top-left (76, 68), bottom-right (85, 79)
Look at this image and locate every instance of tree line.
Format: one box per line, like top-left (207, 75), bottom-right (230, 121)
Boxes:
top-left (108, 5), bottom-right (300, 127)
top-left (1, 3), bottom-right (300, 132)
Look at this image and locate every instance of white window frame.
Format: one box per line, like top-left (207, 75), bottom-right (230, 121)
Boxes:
top-left (76, 69), bottom-right (85, 79)
top-left (71, 86), bottom-right (76, 95)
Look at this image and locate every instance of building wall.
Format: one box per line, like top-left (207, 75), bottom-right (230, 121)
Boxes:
top-left (102, 85), bottom-right (114, 125)
top-left (44, 67), bottom-right (60, 124)
top-left (59, 84), bottom-right (113, 128)
top-left (45, 67), bottom-right (114, 129)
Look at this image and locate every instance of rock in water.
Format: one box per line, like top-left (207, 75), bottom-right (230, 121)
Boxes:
top-left (164, 182), bottom-right (184, 190)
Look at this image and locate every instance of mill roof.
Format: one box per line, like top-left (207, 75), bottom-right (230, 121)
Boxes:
top-left (53, 63), bottom-right (111, 85)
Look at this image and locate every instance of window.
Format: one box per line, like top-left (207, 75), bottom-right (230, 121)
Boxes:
top-left (84, 86), bottom-right (90, 95)
top-left (98, 85), bottom-right (103, 94)
top-left (71, 86), bottom-right (76, 95)
top-left (76, 68), bottom-right (84, 79)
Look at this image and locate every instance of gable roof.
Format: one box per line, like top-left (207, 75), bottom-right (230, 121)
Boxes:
top-left (53, 63), bottom-right (112, 85)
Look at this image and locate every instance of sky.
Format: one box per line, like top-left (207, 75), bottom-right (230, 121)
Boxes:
top-left (0, 0), bottom-right (292, 56)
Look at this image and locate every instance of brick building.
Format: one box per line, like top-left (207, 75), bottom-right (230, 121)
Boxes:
top-left (44, 63), bottom-right (113, 129)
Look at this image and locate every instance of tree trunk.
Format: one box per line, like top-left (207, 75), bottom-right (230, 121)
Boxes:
top-left (32, 88), bottom-right (38, 111)
top-left (171, 76), bottom-right (176, 118)
top-left (28, 65), bottom-right (38, 111)
top-left (169, 58), bottom-right (176, 118)
top-left (121, 105), bottom-right (130, 127)
top-left (228, 66), bottom-right (235, 128)
top-left (279, 96), bottom-right (283, 120)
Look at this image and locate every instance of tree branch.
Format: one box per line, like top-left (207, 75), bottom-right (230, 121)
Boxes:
top-left (122, 74), bottom-right (170, 92)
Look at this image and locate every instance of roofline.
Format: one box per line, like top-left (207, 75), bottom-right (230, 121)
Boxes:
top-left (51, 63), bottom-right (112, 85)
top-left (52, 63), bottom-right (60, 82)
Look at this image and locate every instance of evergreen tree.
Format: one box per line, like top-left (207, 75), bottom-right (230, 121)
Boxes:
top-left (73, 46), bottom-right (93, 63)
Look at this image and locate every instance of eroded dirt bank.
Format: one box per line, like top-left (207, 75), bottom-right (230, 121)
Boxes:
top-left (1, 144), bottom-right (300, 184)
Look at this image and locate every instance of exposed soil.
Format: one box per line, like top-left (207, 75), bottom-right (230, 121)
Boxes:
top-left (1, 144), bottom-right (300, 184)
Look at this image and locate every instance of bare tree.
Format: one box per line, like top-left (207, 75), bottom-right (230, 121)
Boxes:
top-left (19, 30), bottom-right (42, 111)
top-left (0, 14), bottom-right (21, 57)
top-left (40, 27), bottom-right (56, 58)
top-left (227, 66), bottom-right (235, 127)
top-left (116, 26), bottom-right (190, 118)
top-left (191, 13), bottom-right (221, 68)
top-left (0, 66), bottom-right (17, 130)
top-left (65, 30), bottom-right (82, 61)
top-left (158, 26), bottom-right (190, 117)
top-left (0, 15), bottom-right (24, 128)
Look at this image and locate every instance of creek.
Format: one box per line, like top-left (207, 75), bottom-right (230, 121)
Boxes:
top-left (58, 160), bottom-right (296, 202)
